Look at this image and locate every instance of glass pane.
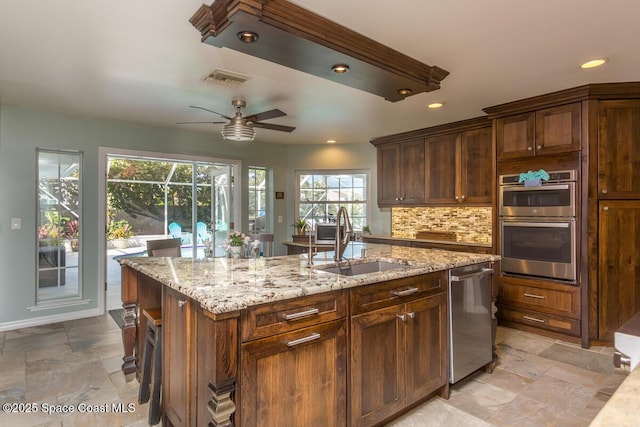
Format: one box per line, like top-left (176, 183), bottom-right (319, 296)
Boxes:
top-left (38, 150), bottom-right (81, 303)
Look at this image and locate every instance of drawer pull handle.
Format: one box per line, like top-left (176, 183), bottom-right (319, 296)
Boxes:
top-left (523, 315), bottom-right (545, 323)
top-left (391, 287), bottom-right (419, 297)
top-left (287, 332), bottom-right (321, 347)
top-left (523, 293), bottom-right (545, 300)
top-left (282, 308), bottom-right (319, 321)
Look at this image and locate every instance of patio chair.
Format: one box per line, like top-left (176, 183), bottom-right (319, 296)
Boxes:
top-left (196, 222), bottom-right (212, 243)
top-left (168, 222), bottom-right (189, 244)
top-left (147, 238), bottom-right (182, 257)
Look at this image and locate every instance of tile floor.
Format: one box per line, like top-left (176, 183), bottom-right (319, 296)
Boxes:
top-left (0, 315), bottom-right (627, 427)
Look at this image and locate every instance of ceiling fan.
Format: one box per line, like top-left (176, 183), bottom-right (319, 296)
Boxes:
top-left (178, 99), bottom-right (295, 141)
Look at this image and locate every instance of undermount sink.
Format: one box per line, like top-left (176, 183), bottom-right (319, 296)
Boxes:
top-left (317, 261), bottom-right (406, 276)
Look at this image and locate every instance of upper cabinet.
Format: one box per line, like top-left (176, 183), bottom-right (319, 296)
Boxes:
top-left (495, 102), bottom-right (581, 160)
top-left (425, 126), bottom-right (492, 205)
top-left (371, 117), bottom-right (493, 207)
top-left (597, 100), bottom-right (640, 199)
top-left (376, 139), bottom-right (425, 206)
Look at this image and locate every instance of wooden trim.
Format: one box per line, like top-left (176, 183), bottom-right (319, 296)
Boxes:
top-left (191, 0), bottom-right (449, 102)
top-left (483, 82), bottom-right (640, 118)
top-left (370, 116), bottom-right (490, 146)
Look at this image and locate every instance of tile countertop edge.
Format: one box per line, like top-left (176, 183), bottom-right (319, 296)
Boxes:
top-left (589, 367), bottom-right (639, 426)
top-left (119, 243), bottom-right (499, 314)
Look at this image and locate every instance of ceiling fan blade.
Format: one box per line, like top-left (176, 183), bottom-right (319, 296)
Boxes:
top-left (177, 121), bottom-right (226, 125)
top-left (252, 122), bottom-right (296, 132)
top-left (189, 105), bottom-right (232, 120)
top-left (245, 109), bottom-right (286, 122)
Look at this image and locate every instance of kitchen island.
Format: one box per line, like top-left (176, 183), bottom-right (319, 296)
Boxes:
top-left (118, 243), bottom-right (497, 426)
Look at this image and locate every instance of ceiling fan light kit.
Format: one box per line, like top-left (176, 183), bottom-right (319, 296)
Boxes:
top-left (190, 0), bottom-right (449, 102)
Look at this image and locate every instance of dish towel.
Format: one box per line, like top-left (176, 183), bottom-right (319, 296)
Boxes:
top-left (518, 169), bottom-right (550, 186)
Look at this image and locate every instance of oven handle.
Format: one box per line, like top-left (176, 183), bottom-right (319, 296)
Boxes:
top-left (502, 221), bottom-right (571, 228)
top-left (501, 184), bottom-right (570, 192)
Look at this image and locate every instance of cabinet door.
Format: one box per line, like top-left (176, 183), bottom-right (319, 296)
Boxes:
top-left (351, 306), bottom-right (405, 427)
top-left (598, 201), bottom-right (640, 340)
top-left (400, 139), bottom-right (426, 205)
top-left (496, 112), bottom-right (535, 159)
top-left (404, 294), bottom-right (447, 404)
top-left (598, 100), bottom-right (640, 199)
top-left (241, 320), bottom-right (347, 427)
top-left (377, 144), bottom-right (401, 206)
top-left (535, 102), bottom-right (581, 155)
top-left (460, 127), bottom-right (493, 204)
top-left (425, 133), bottom-right (458, 204)
top-left (163, 288), bottom-right (192, 427)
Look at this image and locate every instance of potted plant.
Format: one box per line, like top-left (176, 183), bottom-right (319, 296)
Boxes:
top-left (63, 219), bottom-right (80, 252)
top-left (362, 225), bottom-right (371, 235)
top-left (292, 218), bottom-right (309, 236)
top-left (108, 219), bottom-right (133, 249)
top-left (222, 231), bottom-right (251, 258)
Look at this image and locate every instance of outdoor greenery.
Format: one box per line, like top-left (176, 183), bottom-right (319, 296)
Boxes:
top-left (107, 219), bottom-right (133, 240)
top-left (107, 159), bottom-right (214, 224)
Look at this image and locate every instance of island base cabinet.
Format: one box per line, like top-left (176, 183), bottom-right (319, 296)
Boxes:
top-left (350, 293), bottom-right (447, 427)
top-left (240, 320), bottom-right (347, 427)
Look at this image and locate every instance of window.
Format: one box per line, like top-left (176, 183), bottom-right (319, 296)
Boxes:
top-left (248, 167), bottom-right (270, 233)
top-left (296, 171), bottom-right (368, 230)
top-left (37, 150), bottom-right (82, 303)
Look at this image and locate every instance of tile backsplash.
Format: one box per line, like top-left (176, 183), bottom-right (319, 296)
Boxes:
top-left (391, 207), bottom-right (492, 244)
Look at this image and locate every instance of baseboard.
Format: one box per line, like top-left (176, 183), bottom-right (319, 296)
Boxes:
top-left (0, 307), bottom-right (103, 332)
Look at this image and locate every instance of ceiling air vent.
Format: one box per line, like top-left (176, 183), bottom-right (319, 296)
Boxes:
top-left (203, 69), bottom-right (250, 88)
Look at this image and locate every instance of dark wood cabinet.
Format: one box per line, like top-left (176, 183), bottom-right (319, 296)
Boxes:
top-left (376, 140), bottom-right (425, 206)
top-left (496, 102), bottom-right (581, 160)
top-left (372, 117), bottom-right (492, 207)
top-left (597, 201), bottom-right (640, 341)
top-left (349, 273), bottom-right (447, 426)
top-left (597, 100), bottom-right (640, 199)
top-left (163, 287), bottom-right (192, 427)
top-left (240, 291), bottom-right (348, 427)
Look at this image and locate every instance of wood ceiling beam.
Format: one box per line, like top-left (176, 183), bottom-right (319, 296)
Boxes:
top-left (190, 0), bottom-right (449, 102)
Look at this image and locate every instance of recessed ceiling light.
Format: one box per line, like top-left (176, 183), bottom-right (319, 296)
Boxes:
top-left (397, 88), bottom-right (412, 96)
top-left (427, 102), bottom-right (444, 109)
top-left (326, 139), bottom-right (337, 144)
top-left (331, 64), bottom-right (350, 74)
top-left (580, 58), bottom-right (608, 69)
top-left (237, 31), bottom-right (259, 43)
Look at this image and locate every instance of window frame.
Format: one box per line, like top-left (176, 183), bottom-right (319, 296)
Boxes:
top-left (248, 166), bottom-right (271, 233)
top-left (294, 169), bottom-right (370, 230)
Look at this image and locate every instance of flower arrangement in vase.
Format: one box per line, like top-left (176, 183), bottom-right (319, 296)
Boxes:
top-left (223, 231), bottom-right (251, 258)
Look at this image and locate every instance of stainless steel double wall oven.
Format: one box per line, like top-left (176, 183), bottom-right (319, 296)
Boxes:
top-left (499, 170), bottom-right (577, 283)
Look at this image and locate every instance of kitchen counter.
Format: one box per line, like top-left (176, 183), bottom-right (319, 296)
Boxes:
top-left (365, 234), bottom-right (492, 248)
top-left (590, 368), bottom-right (638, 426)
top-left (118, 242), bottom-right (497, 315)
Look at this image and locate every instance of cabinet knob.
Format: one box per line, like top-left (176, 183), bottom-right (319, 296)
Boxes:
top-left (396, 313), bottom-right (407, 322)
top-left (527, 146), bottom-right (533, 151)
top-left (602, 189), bottom-right (608, 194)
top-left (461, 195), bottom-right (465, 199)
top-left (407, 312), bottom-right (416, 319)
top-left (536, 145), bottom-right (542, 150)
top-left (178, 300), bottom-right (187, 308)
top-left (603, 206), bottom-right (609, 211)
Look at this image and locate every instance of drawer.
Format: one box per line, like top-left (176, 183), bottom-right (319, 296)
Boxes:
top-left (499, 282), bottom-right (579, 319)
top-left (498, 306), bottom-right (580, 337)
top-left (241, 291), bottom-right (347, 342)
top-left (351, 272), bottom-right (446, 315)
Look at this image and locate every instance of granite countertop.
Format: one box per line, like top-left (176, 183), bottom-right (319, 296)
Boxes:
top-left (590, 367), bottom-right (640, 426)
top-left (365, 234), bottom-right (492, 248)
top-left (119, 242), bottom-right (497, 314)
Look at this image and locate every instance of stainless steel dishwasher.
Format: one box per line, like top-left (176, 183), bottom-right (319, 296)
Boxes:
top-left (448, 263), bottom-right (493, 383)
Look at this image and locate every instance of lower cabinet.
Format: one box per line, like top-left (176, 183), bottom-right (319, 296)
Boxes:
top-left (350, 274), bottom-right (448, 426)
top-left (240, 320), bottom-right (347, 426)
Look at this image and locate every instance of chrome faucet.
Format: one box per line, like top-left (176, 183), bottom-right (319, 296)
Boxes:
top-left (334, 207), bottom-right (353, 262)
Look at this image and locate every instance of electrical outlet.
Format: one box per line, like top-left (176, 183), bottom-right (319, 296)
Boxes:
top-left (277, 215), bottom-right (283, 224)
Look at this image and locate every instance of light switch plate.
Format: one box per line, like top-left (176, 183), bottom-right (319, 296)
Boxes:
top-left (277, 215), bottom-right (283, 224)
top-left (11, 218), bottom-right (21, 229)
